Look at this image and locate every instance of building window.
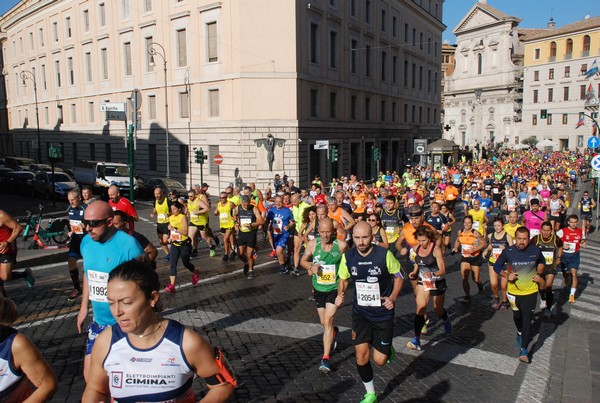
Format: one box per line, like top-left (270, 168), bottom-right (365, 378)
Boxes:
top-left (427, 69), bottom-right (431, 92)
top-left (207, 22), bottom-right (218, 62)
top-left (532, 114), bottom-right (537, 125)
top-left (350, 95), bottom-right (357, 120)
top-left (392, 55), bottom-right (397, 84)
top-left (39, 28), bottom-right (44, 47)
top-left (381, 100), bottom-right (386, 121)
top-left (365, 45), bottom-right (372, 77)
top-left (28, 32), bottom-right (34, 50)
top-left (123, 42), bottom-right (132, 76)
top-left (55, 60), bottom-right (61, 87)
top-left (392, 102), bottom-right (397, 122)
top-left (85, 52), bottom-right (92, 82)
top-left (52, 22), bottom-right (58, 42)
top-left (148, 95), bottom-right (156, 119)
top-left (179, 92), bottom-right (190, 119)
top-left (350, 39), bottom-right (358, 74)
top-left (100, 48), bottom-right (108, 79)
top-left (144, 0), bottom-right (152, 12)
top-left (547, 114), bottom-right (552, 125)
top-left (581, 64), bottom-right (588, 75)
top-left (404, 23), bottom-right (408, 43)
top-left (533, 71), bottom-right (539, 81)
top-left (533, 90), bottom-right (538, 103)
top-left (309, 23), bottom-right (319, 64)
top-left (428, 37), bottom-right (432, 54)
top-left (88, 102), bottom-right (94, 123)
top-left (427, 107), bottom-right (431, 124)
top-left (179, 145), bottom-right (188, 173)
top-left (548, 88), bottom-right (553, 102)
top-left (566, 38), bottom-right (573, 54)
top-left (580, 85), bottom-right (587, 99)
top-left (562, 114), bottom-right (568, 124)
top-left (310, 89), bottom-right (318, 117)
top-left (404, 103), bottom-right (408, 123)
top-left (392, 16), bottom-right (397, 37)
top-left (419, 106), bottom-right (423, 123)
top-left (548, 68), bottom-right (554, 80)
top-left (105, 143), bottom-right (112, 162)
top-left (433, 108), bottom-right (438, 124)
top-left (534, 48), bottom-right (540, 60)
top-left (563, 87), bottom-right (569, 101)
top-left (583, 35), bottom-right (591, 53)
top-left (41, 64), bottom-right (47, 90)
top-left (148, 144), bottom-right (157, 170)
top-left (90, 143), bottom-right (96, 160)
top-left (564, 66), bottom-right (570, 78)
top-left (419, 66), bottom-right (423, 90)
top-left (412, 28), bottom-right (416, 46)
top-left (434, 72), bottom-right (438, 94)
top-left (209, 89), bottom-right (220, 117)
top-left (381, 9), bottom-right (386, 32)
top-left (145, 37), bottom-right (154, 72)
top-left (411, 63), bottom-right (416, 88)
top-left (67, 57), bottom-right (74, 85)
top-left (365, 97), bottom-right (371, 121)
top-left (44, 107), bottom-right (49, 125)
top-left (71, 104), bottom-right (77, 123)
top-left (412, 105), bottom-right (416, 123)
top-left (351, 0), bottom-right (357, 17)
top-left (83, 10), bottom-right (90, 32)
top-left (381, 51), bottom-right (386, 81)
top-left (176, 29), bottom-right (187, 67)
top-left (404, 60), bottom-right (408, 86)
top-left (329, 31), bottom-right (338, 69)
top-left (122, 0), bottom-right (130, 19)
top-left (419, 32), bottom-right (423, 50)
top-left (329, 92), bottom-right (337, 118)
top-left (549, 41), bottom-right (556, 57)
top-left (477, 54), bottom-right (483, 75)
top-left (365, 0), bottom-right (371, 24)
top-left (99, 4), bottom-right (106, 26)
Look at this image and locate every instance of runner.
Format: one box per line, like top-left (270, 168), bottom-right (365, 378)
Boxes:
top-left (452, 215), bottom-right (487, 303)
top-left (66, 190), bottom-right (86, 300)
top-left (578, 190), bottom-right (596, 236)
top-left (493, 226), bottom-right (545, 364)
top-left (379, 196), bottom-right (403, 256)
top-left (291, 194), bottom-right (311, 276)
top-left (547, 190), bottom-right (567, 232)
top-left (522, 199), bottom-right (545, 239)
top-left (107, 185), bottom-right (138, 233)
top-left (503, 190), bottom-right (519, 221)
top-left (366, 213), bottom-right (389, 248)
top-left (113, 210), bottom-right (158, 270)
top-left (504, 210), bottom-right (521, 241)
top-left (407, 225), bottom-right (451, 351)
top-left (165, 202), bottom-right (200, 293)
top-left (187, 189), bottom-right (214, 257)
top-left (300, 206), bottom-right (319, 244)
top-left (439, 204), bottom-right (456, 253)
top-left (234, 195), bottom-right (264, 279)
top-left (194, 184), bottom-right (220, 254)
top-left (335, 222), bottom-right (404, 403)
top-left (214, 192), bottom-right (236, 261)
top-left (81, 185), bottom-right (98, 206)
top-left (468, 199), bottom-right (488, 237)
top-left (266, 196), bottom-right (295, 275)
top-left (0, 210), bottom-right (34, 297)
top-left (300, 218), bottom-right (348, 373)
top-left (556, 214), bottom-right (586, 303)
top-left (483, 217), bottom-right (512, 310)
top-left (532, 221), bottom-right (563, 316)
top-left (425, 202), bottom-right (450, 255)
top-left (150, 187), bottom-right (171, 262)
top-left (327, 196), bottom-right (356, 240)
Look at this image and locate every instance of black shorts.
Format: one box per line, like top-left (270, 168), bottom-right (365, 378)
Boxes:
top-left (0, 254), bottom-right (16, 264)
top-left (157, 223), bottom-right (170, 235)
top-left (352, 313), bottom-right (394, 356)
top-left (314, 289), bottom-right (337, 309)
top-left (237, 231), bottom-right (257, 249)
top-left (220, 227), bottom-right (234, 234)
top-left (189, 223), bottom-right (207, 230)
top-left (548, 214), bottom-right (561, 222)
top-left (446, 200), bottom-right (456, 210)
top-left (581, 213), bottom-right (593, 221)
top-left (417, 278), bottom-right (447, 296)
top-left (461, 254), bottom-right (483, 267)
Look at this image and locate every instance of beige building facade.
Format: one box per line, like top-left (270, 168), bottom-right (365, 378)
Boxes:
top-left (1, 0), bottom-right (444, 188)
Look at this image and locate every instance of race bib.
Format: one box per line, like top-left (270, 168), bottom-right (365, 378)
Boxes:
top-left (419, 271), bottom-right (437, 291)
top-left (529, 228), bottom-right (540, 238)
top-left (461, 244), bottom-right (473, 257)
top-left (355, 200), bottom-right (363, 207)
top-left (563, 242), bottom-right (576, 253)
top-left (551, 211), bottom-right (560, 217)
top-left (493, 188), bottom-right (499, 194)
top-left (88, 270), bottom-right (109, 303)
top-left (472, 221), bottom-right (481, 231)
top-left (583, 206), bottom-right (591, 212)
top-left (507, 294), bottom-right (518, 311)
top-left (70, 219), bottom-right (84, 235)
top-left (308, 234), bottom-right (315, 241)
top-left (272, 218), bottom-right (283, 234)
top-left (240, 218), bottom-right (252, 231)
top-left (157, 214), bottom-right (167, 223)
top-left (508, 205), bottom-right (516, 211)
top-left (356, 282), bottom-right (381, 307)
top-left (219, 212), bottom-right (229, 224)
top-left (409, 248), bottom-right (417, 263)
top-left (542, 251), bottom-right (554, 265)
top-left (190, 213), bottom-right (199, 222)
top-left (492, 247), bottom-right (502, 260)
top-left (170, 230), bottom-right (182, 241)
top-left (385, 226), bottom-right (396, 238)
top-left (316, 264), bottom-right (337, 285)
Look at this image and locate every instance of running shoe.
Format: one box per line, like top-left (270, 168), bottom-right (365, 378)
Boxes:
top-left (477, 282), bottom-right (485, 294)
top-left (543, 309), bottom-right (552, 318)
top-left (243, 264), bottom-right (250, 275)
top-left (23, 268), bottom-right (35, 288)
top-left (515, 333), bottom-right (522, 349)
top-left (191, 269), bottom-right (200, 285)
top-left (190, 248), bottom-right (198, 257)
top-left (519, 348), bottom-right (529, 364)
top-left (332, 326), bottom-right (339, 351)
top-left (253, 249), bottom-right (259, 259)
top-left (386, 345), bottom-right (395, 364)
top-left (67, 289), bottom-right (82, 301)
top-left (444, 318), bottom-right (452, 334)
top-left (280, 266), bottom-right (290, 275)
top-left (319, 358), bottom-right (331, 374)
top-left (247, 271), bottom-right (255, 280)
top-left (162, 254), bottom-right (170, 262)
top-left (491, 298), bottom-right (501, 310)
top-left (269, 250), bottom-right (277, 258)
top-left (209, 248), bottom-right (216, 257)
top-left (213, 235), bottom-right (221, 247)
top-left (164, 284), bottom-right (176, 293)
top-left (222, 254), bottom-right (229, 262)
top-left (569, 294), bottom-right (575, 304)
top-left (421, 318), bottom-right (430, 335)
top-left (500, 301), bottom-right (510, 311)
top-left (230, 251), bottom-right (237, 260)
top-left (461, 295), bottom-right (471, 304)
top-left (291, 268), bottom-right (300, 277)
top-left (407, 337), bottom-right (421, 351)
top-left (360, 392), bottom-right (378, 403)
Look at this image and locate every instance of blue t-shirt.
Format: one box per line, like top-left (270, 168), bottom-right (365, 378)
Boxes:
top-left (266, 206), bottom-right (294, 236)
top-left (81, 230), bottom-right (144, 326)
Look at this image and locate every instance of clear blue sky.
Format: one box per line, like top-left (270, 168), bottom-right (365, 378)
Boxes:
top-left (0, 0), bottom-right (596, 43)
top-left (442, 0), bottom-right (597, 44)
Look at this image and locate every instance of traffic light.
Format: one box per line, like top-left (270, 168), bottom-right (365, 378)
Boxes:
top-left (48, 144), bottom-right (63, 162)
top-left (540, 109), bottom-right (548, 119)
top-left (330, 146), bottom-right (339, 162)
top-left (194, 148), bottom-right (207, 164)
top-left (372, 146), bottom-right (381, 162)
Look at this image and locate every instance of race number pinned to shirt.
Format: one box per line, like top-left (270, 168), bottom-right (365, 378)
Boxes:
top-left (88, 270), bottom-right (109, 302)
top-left (356, 282), bottom-right (381, 307)
top-left (542, 251), bottom-right (554, 265)
top-left (170, 230), bottom-right (182, 242)
top-left (461, 244), bottom-right (473, 257)
top-left (316, 264), bottom-right (337, 285)
top-left (219, 212), bottom-right (229, 224)
top-left (70, 220), bottom-right (84, 235)
top-left (240, 218), bottom-right (252, 231)
top-left (272, 217), bottom-right (283, 234)
top-left (157, 214), bottom-right (167, 223)
top-left (472, 221), bottom-right (481, 231)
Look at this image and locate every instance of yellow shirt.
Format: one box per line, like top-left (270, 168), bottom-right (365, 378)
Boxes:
top-left (468, 209), bottom-right (486, 236)
top-left (187, 198), bottom-right (207, 226)
top-left (168, 214), bottom-right (189, 245)
top-left (217, 202), bottom-right (235, 228)
top-left (154, 198), bottom-right (170, 224)
top-left (503, 223), bottom-right (521, 239)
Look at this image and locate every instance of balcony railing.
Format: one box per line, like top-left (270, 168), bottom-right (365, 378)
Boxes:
top-left (581, 50), bottom-right (590, 57)
top-left (564, 53), bottom-right (572, 60)
top-left (548, 56), bottom-right (556, 62)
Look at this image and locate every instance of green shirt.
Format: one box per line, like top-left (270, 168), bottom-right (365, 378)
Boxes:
top-left (311, 240), bottom-right (343, 292)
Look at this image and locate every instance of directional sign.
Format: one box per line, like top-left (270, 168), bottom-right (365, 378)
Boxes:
top-left (106, 111), bottom-right (127, 121)
top-left (591, 155), bottom-right (600, 171)
top-left (414, 139), bottom-right (428, 155)
top-left (592, 170), bottom-right (600, 178)
top-left (588, 136), bottom-right (600, 149)
top-left (314, 140), bottom-right (329, 150)
top-left (100, 102), bottom-right (127, 112)
top-left (213, 154), bottom-right (224, 165)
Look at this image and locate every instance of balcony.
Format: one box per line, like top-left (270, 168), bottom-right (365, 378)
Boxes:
top-left (564, 53), bottom-right (572, 60)
top-left (548, 56), bottom-right (556, 62)
top-left (581, 50), bottom-right (590, 57)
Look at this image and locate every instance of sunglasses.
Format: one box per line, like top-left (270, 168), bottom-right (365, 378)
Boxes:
top-left (83, 218), bottom-right (109, 228)
top-left (367, 219), bottom-right (377, 222)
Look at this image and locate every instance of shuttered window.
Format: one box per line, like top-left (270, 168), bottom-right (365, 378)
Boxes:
top-left (207, 22), bottom-right (218, 62)
top-left (177, 29), bottom-right (187, 67)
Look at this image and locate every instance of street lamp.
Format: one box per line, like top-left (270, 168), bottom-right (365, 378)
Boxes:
top-left (184, 69), bottom-right (192, 186)
top-left (147, 42), bottom-right (170, 178)
top-left (20, 70), bottom-right (41, 162)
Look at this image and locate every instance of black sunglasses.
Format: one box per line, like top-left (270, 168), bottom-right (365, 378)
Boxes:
top-left (83, 218), bottom-right (109, 228)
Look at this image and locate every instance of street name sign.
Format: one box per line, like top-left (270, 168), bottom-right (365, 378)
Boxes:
top-left (100, 102), bottom-right (127, 112)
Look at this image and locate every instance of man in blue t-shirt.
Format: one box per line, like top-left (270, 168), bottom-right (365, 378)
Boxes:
top-left (266, 196), bottom-right (295, 275)
top-left (77, 201), bottom-right (144, 381)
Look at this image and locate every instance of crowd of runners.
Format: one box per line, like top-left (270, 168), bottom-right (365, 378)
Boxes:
top-left (0, 147), bottom-right (594, 402)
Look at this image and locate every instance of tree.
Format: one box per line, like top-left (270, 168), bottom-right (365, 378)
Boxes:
top-left (522, 136), bottom-right (538, 147)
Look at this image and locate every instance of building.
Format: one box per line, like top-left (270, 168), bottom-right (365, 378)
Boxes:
top-left (440, 42), bottom-right (456, 128)
top-left (443, 0), bottom-right (535, 149)
top-left (0, 0), bottom-right (445, 189)
top-left (521, 16), bottom-right (600, 150)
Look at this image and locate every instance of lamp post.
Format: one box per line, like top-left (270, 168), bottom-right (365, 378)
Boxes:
top-left (20, 70), bottom-right (41, 162)
top-left (147, 42), bottom-right (170, 178)
top-left (184, 69), bottom-right (192, 186)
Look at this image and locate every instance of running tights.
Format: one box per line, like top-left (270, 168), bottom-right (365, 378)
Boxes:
top-left (170, 243), bottom-right (195, 276)
top-left (511, 292), bottom-right (537, 349)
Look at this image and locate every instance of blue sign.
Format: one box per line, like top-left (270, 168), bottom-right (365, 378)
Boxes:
top-left (592, 155), bottom-right (600, 171)
top-left (588, 136), bottom-right (600, 149)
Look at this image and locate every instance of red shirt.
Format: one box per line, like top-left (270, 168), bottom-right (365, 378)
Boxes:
top-left (108, 197), bottom-right (138, 232)
top-left (314, 193), bottom-right (326, 205)
top-left (557, 227), bottom-right (583, 254)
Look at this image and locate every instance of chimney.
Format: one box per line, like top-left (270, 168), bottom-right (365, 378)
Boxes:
top-left (548, 18), bottom-right (555, 29)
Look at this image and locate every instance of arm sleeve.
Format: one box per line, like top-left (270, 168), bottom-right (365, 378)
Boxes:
top-left (386, 251), bottom-right (401, 275)
top-left (338, 255), bottom-right (350, 280)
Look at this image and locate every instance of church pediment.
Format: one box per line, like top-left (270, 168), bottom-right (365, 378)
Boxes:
top-left (453, 3), bottom-right (520, 35)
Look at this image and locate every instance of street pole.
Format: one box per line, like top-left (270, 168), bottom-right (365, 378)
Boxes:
top-left (185, 69), bottom-right (192, 186)
top-left (148, 42), bottom-right (170, 178)
top-left (20, 70), bottom-right (41, 162)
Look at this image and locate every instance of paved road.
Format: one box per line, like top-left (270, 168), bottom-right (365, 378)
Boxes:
top-left (4, 191), bottom-right (600, 402)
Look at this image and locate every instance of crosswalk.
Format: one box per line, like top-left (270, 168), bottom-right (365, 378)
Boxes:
top-left (568, 242), bottom-right (600, 322)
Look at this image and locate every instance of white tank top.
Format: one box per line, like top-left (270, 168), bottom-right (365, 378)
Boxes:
top-left (549, 198), bottom-right (562, 214)
top-left (103, 320), bottom-right (196, 402)
top-left (0, 327), bottom-right (27, 400)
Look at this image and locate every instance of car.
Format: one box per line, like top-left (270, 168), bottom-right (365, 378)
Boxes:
top-left (4, 157), bottom-right (35, 171)
top-left (0, 168), bottom-right (14, 188)
top-left (31, 171), bottom-right (78, 199)
top-left (136, 177), bottom-right (188, 200)
top-left (29, 163), bottom-right (65, 173)
top-left (1, 171), bottom-right (35, 195)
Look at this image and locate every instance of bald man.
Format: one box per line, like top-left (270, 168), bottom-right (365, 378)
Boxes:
top-left (301, 218), bottom-right (348, 373)
top-left (107, 185), bottom-right (138, 233)
top-left (76, 201), bottom-right (144, 382)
